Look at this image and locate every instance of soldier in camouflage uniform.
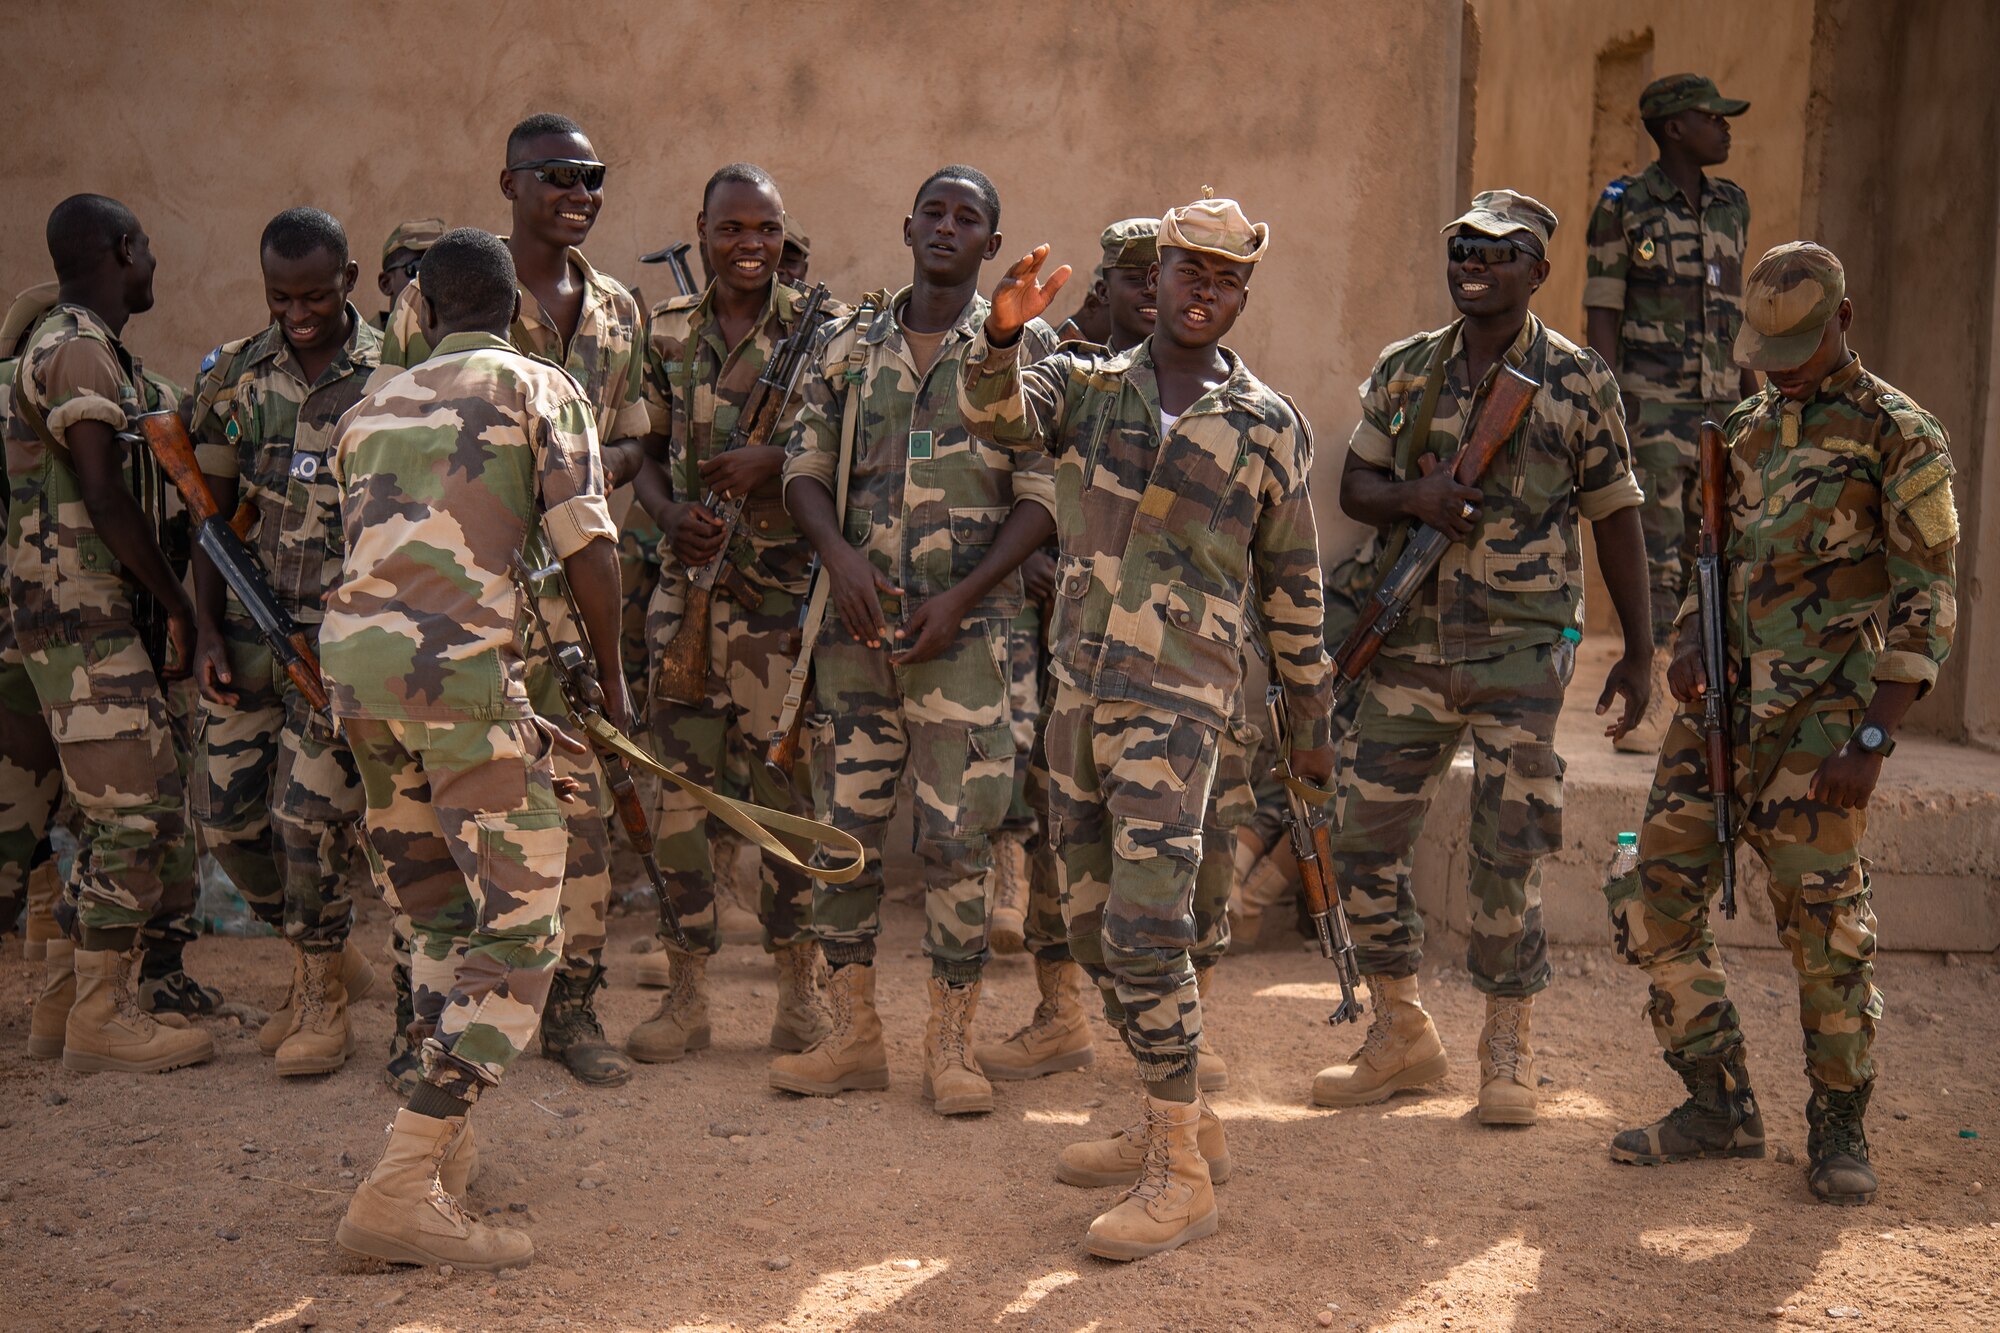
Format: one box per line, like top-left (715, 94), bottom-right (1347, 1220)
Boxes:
top-left (622, 164), bottom-right (844, 1064)
top-left (1585, 73), bottom-right (1756, 753)
top-left (1606, 243), bottom-right (1958, 1207)
top-left (375, 217), bottom-right (445, 328)
top-left (187, 208), bottom-right (381, 1077)
top-left (4, 194), bottom-right (214, 1075)
top-left (327, 228), bottom-right (626, 1272)
top-left (961, 196), bottom-right (1334, 1259)
top-left (1315, 191), bottom-right (1653, 1129)
top-left (779, 211), bottom-right (813, 290)
top-left (771, 166), bottom-right (1059, 1118)
top-left (377, 113), bottom-right (650, 1087)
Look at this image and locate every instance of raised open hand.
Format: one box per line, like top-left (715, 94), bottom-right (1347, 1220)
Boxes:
top-left (986, 245), bottom-right (1072, 344)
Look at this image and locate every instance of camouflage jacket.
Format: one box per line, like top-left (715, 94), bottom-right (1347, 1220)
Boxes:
top-left (1349, 314), bottom-right (1643, 667)
top-left (785, 290), bottom-right (1058, 631)
top-left (646, 280), bottom-right (849, 594)
top-left (4, 304), bottom-right (185, 650)
top-left (190, 306), bottom-right (382, 623)
top-left (960, 331), bottom-right (1335, 750)
top-left (322, 332), bottom-right (616, 722)
top-left (1688, 357), bottom-right (1957, 721)
top-left (1583, 161), bottom-right (1751, 403)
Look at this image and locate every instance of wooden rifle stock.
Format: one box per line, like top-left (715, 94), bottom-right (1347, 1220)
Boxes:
top-left (1696, 420), bottom-right (1738, 918)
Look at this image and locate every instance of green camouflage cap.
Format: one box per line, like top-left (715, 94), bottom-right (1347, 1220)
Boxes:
top-left (1640, 73), bottom-right (1750, 120)
top-left (381, 217), bottom-right (448, 264)
top-left (782, 210), bottom-right (811, 257)
top-left (1735, 241), bottom-right (1845, 371)
top-left (1159, 191), bottom-right (1269, 263)
top-left (1100, 217), bottom-right (1160, 269)
top-left (0, 280), bottom-right (58, 353)
top-left (1443, 189), bottom-right (1557, 252)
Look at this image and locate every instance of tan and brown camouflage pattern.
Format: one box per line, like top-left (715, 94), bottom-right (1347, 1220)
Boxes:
top-left (1734, 240), bottom-right (1845, 371)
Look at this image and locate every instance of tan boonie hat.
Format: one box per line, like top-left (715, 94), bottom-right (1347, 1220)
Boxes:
top-left (0, 281), bottom-right (59, 353)
top-left (1444, 189), bottom-right (1558, 253)
top-left (381, 217), bottom-right (448, 264)
top-left (1640, 73), bottom-right (1750, 120)
top-left (1100, 217), bottom-right (1160, 269)
top-left (782, 211), bottom-right (811, 258)
top-left (1159, 193), bottom-right (1269, 264)
top-left (1735, 241), bottom-right (1845, 371)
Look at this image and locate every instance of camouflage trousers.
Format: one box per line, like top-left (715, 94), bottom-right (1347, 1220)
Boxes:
top-left (344, 715), bottom-right (567, 1102)
top-left (1331, 643), bottom-right (1570, 997)
top-left (807, 615), bottom-right (1015, 983)
top-left (523, 663), bottom-right (617, 979)
top-left (1044, 681), bottom-right (1220, 1086)
top-left (645, 572), bottom-right (814, 955)
top-left (1605, 701), bottom-right (1878, 1091)
top-left (1629, 398), bottom-right (1733, 646)
top-left (191, 616), bottom-right (364, 948)
top-left (0, 612), bottom-right (60, 917)
top-left (617, 500), bottom-right (664, 707)
top-left (21, 629), bottom-right (197, 938)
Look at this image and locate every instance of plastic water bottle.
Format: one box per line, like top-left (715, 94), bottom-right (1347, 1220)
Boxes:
top-left (1607, 831), bottom-right (1640, 880)
top-left (197, 853), bottom-right (274, 937)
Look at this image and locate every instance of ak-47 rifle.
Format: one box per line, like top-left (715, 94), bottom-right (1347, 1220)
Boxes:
top-left (131, 410), bottom-right (329, 711)
top-left (762, 553), bottom-right (819, 788)
top-left (656, 281), bottom-right (832, 706)
top-left (1325, 365), bottom-right (1540, 721)
top-left (1696, 420), bottom-right (1738, 919)
top-left (639, 241), bottom-right (699, 299)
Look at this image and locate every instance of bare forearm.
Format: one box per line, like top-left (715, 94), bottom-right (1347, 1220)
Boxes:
top-left (948, 504), bottom-right (1056, 607)
top-left (1591, 506), bottom-right (1652, 654)
top-left (1339, 457), bottom-right (1413, 527)
top-left (633, 441), bottom-right (676, 528)
top-left (1586, 308), bottom-right (1621, 372)
top-left (601, 437), bottom-right (645, 489)
top-left (1863, 680), bottom-right (1920, 738)
top-left (784, 476), bottom-right (847, 562)
top-left (559, 538), bottom-right (626, 676)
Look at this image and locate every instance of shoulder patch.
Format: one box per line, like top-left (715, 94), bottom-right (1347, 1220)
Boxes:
top-left (1888, 451), bottom-right (1959, 547)
top-left (199, 344), bottom-right (222, 376)
top-left (1875, 389), bottom-right (1944, 449)
top-left (1601, 179), bottom-right (1628, 201)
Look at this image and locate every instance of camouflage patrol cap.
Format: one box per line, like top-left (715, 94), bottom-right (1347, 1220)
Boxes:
top-left (782, 211), bottom-right (811, 258)
top-left (1159, 194), bottom-right (1269, 264)
top-left (381, 217), bottom-right (448, 263)
top-left (1640, 73), bottom-right (1750, 120)
top-left (0, 280), bottom-right (58, 353)
top-left (1100, 217), bottom-right (1160, 269)
top-left (1443, 189), bottom-right (1558, 253)
top-left (1735, 242), bottom-right (1845, 371)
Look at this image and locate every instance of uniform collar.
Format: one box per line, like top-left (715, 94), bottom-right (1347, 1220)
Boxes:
top-left (510, 244), bottom-right (609, 350)
top-left (250, 302), bottom-right (374, 384)
top-left (1642, 159), bottom-right (1714, 210)
top-left (691, 277), bottom-right (790, 354)
top-left (431, 330), bottom-right (517, 358)
top-left (1130, 337), bottom-right (1261, 417)
top-left (874, 286), bottom-right (987, 347)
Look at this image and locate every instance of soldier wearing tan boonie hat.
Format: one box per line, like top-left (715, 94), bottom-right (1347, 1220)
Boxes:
top-left (1442, 189), bottom-right (1558, 254)
top-left (1734, 241), bottom-right (1846, 371)
top-left (0, 281), bottom-right (59, 355)
top-left (1158, 194), bottom-right (1269, 263)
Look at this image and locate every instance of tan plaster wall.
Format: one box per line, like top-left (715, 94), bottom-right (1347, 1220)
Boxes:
top-left (0, 0), bottom-right (1469, 568)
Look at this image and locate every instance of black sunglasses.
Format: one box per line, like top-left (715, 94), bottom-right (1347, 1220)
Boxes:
top-left (391, 260), bottom-right (421, 281)
top-left (1449, 235), bottom-right (1539, 266)
top-left (507, 158), bottom-right (607, 191)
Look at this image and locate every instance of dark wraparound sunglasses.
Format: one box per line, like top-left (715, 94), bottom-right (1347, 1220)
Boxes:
top-left (507, 158), bottom-right (607, 191)
top-left (1448, 235), bottom-right (1539, 266)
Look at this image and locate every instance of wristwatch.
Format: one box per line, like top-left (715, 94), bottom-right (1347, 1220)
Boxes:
top-left (1851, 722), bottom-right (1896, 758)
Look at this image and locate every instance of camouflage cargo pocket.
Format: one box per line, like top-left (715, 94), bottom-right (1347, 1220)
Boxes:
top-left (1501, 738), bottom-right (1565, 857)
top-left (1151, 582), bottom-right (1241, 717)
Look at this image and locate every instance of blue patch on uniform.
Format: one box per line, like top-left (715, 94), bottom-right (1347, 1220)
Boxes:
top-left (199, 345), bottom-right (221, 375)
top-left (1602, 181), bottom-right (1627, 200)
top-left (291, 453), bottom-right (321, 482)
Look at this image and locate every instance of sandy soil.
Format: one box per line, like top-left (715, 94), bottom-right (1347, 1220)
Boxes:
top-left (3, 901), bottom-right (1996, 1333)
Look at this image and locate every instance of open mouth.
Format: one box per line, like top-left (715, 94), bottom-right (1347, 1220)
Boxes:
top-left (286, 322), bottom-right (320, 342)
top-left (1457, 280), bottom-right (1491, 296)
top-left (1182, 306), bottom-right (1212, 327)
top-left (557, 209), bottom-right (593, 226)
top-left (730, 254), bottom-right (768, 275)
top-left (1138, 305), bottom-right (1158, 320)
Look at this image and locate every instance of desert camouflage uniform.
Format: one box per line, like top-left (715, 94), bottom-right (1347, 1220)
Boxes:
top-left (784, 293), bottom-right (1057, 982)
top-left (324, 331), bottom-right (616, 1100)
top-left (1584, 163), bottom-right (1750, 643)
top-left (1334, 315), bottom-right (1641, 996)
top-left (381, 251), bottom-right (648, 976)
top-left (1605, 359), bottom-right (1956, 1091)
top-left (188, 307), bottom-right (379, 947)
top-left (641, 279), bottom-right (846, 953)
top-left (959, 331), bottom-right (1332, 1084)
top-left (0, 351), bottom-right (63, 920)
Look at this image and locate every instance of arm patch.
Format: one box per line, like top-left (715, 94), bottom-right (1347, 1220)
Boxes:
top-left (1888, 452), bottom-right (1959, 547)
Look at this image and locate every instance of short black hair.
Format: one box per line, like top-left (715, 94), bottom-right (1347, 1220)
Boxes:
top-left (260, 207), bottom-right (349, 268)
top-left (507, 112), bottom-right (587, 162)
top-left (46, 193), bottom-right (139, 282)
top-left (914, 165), bottom-right (1000, 230)
top-left (1642, 115), bottom-right (1670, 149)
top-left (702, 162), bottom-right (777, 211)
top-left (419, 228), bottom-right (517, 328)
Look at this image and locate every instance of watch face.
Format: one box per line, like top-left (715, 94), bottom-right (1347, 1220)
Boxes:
top-left (1857, 723), bottom-right (1887, 751)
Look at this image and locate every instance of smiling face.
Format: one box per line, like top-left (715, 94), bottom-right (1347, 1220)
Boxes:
top-left (262, 244), bottom-right (357, 357)
top-left (1104, 264), bottom-right (1157, 346)
top-left (502, 129), bottom-right (603, 250)
top-left (1446, 230), bottom-right (1547, 321)
top-left (1152, 246), bottom-right (1250, 350)
top-left (699, 178), bottom-right (786, 300)
top-left (904, 178), bottom-right (1001, 287)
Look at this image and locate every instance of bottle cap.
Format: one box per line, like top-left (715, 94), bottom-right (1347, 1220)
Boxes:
top-left (1617, 831), bottom-right (1638, 846)
top-left (1561, 627), bottom-right (1582, 643)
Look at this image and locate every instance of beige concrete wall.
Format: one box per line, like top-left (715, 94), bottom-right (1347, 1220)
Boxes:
top-left (0, 0), bottom-right (1469, 568)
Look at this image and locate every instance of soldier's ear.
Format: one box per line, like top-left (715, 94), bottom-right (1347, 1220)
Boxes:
top-left (341, 260), bottom-right (359, 298)
top-left (902, 215), bottom-right (915, 252)
top-left (1530, 256), bottom-right (1551, 291)
top-left (510, 291), bottom-right (522, 325)
top-left (982, 229), bottom-right (1004, 262)
top-left (500, 165), bottom-right (520, 203)
top-left (1835, 297), bottom-right (1853, 332)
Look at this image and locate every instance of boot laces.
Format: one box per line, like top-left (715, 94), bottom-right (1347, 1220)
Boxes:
top-left (936, 984), bottom-right (974, 1067)
top-left (823, 966), bottom-right (856, 1043)
top-left (111, 953), bottom-right (159, 1029)
top-left (297, 954), bottom-right (334, 1027)
top-left (784, 946), bottom-right (829, 1022)
top-left (667, 951), bottom-right (700, 1020)
top-left (1812, 1091), bottom-right (1870, 1161)
top-left (1125, 1100), bottom-right (1176, 1204)
top-left (1352, 997), bottom-right (1395, 1059)
top-left (1485, 1003), bottom-right (1523, 1078)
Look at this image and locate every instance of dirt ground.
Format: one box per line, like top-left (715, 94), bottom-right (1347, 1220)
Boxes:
top-left (3, 900), bottom-right (1996, 1333)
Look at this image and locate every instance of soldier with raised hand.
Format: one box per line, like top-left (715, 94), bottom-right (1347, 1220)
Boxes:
top-left (379, 111), bottom-right (650, 1088)
top-left (1606, 243), bottom-right (1957, 1207)
top-left (770, 165), bottom-right (1059, 1117)
top-left (1313, 191), bottom-right (1652, 1128)
top-left (959, 194), bottom-right (1330, 1259)
top-left (621, 163), bottom-right (845, 1064)
top-left (326, 227), bottom-right (625, 1271)
top-left (4, 194), bottom-right (213, 1074)
top-left (1586, 73), bottom-right (1755, 754)
top-left (374, 217), bottom-right (445, 327)
top-left (186, 207), bottom-right (381, 1076)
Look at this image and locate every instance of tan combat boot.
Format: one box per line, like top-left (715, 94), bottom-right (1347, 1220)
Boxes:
top-left (1477, 995), bottom-right (1538, 1126)
top-left (714, 834), bottom-right (763, 947)
top-left (770, 939), bottom-right (831, 1052)
top-left (28, 938), bottom-right (76, 1059)
top-left (973, 956), bottom-right (1094, 1079)
top-left (260, 941), bottom-right (377, 1056)
top-left (335, 1109), bottom-right (531, 1271)
top-left (438, 1118), bottom-right (481, 1197)
top-left (1194, 965), bottom-right (1228, 1093)
top-left (921, 976), bottom-right (993, 1115)
top-left (1614, 652), bottom-right (1674, 754)
top-left (987, 830), bottom-right (1029, 955)
top-left (1310, 974), bottom-right (1447, 1107)
top-left (1058, 1096), bottom-right (1233, 1187)
top-left (1082, 1094), bottom-right (1219, 1260)
top-left (625, 946), bottom-right (711, 1063)
top-left (63, 947), bottom-right (215, 1073)
top-left (23, 860), bottom-right (59, 961)
top-left (769, 961), bottom-right (889, 1095)
top-left (276, 947), bottom-right (354, 1077)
